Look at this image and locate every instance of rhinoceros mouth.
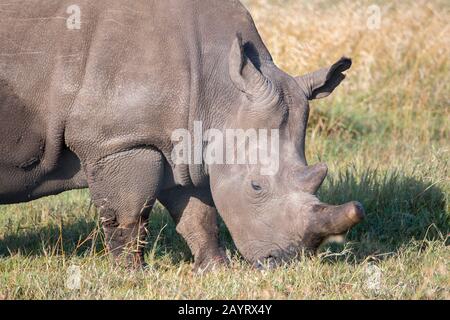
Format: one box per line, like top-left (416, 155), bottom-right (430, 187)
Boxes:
top-left (252, 244), bottom-right (311, 270)
top-left (254, 256), bottom-right (279, 270)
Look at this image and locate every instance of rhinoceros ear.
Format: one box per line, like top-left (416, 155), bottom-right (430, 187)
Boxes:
top-left (295, 57), bottom-right (352, 100)
top-left (229, 34), bottom-right (270, 97)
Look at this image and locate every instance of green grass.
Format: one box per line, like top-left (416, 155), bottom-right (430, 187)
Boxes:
top-left (0, 0), bottom-right (449, 299)
top-left (0, 164), bottom-right (448, 299)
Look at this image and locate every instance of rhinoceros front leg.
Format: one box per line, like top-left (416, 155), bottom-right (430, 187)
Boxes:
top-left (158, 187), bottom-right (228, 272)
top-left (85, 148), bottom-right (164, 268)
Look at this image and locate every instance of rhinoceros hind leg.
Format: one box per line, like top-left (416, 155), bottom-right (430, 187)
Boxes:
top-left (85, 148), bottom-right (164, 268)
top-left (158, 187), bottom-right (228, 273)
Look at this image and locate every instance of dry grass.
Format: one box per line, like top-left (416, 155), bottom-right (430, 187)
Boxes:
top-left (247, 0), bottom-right (449, 154)
top-left (0, 0), bottom-right (449, 299)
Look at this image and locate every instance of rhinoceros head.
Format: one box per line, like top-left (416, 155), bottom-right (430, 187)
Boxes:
top-left (208, 36), bottom-right (364, 267)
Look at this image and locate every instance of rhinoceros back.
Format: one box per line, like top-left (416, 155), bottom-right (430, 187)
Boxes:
top-left (0, 0), bottom-right (270, 199)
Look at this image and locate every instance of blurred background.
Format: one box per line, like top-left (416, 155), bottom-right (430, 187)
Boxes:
top-left (244, 0), bottom-right (448, 158)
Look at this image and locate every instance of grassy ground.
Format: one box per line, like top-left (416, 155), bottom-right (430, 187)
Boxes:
top-left (0, 0), bottom-right (449, 299)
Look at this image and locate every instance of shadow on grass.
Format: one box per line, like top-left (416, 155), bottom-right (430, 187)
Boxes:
top-left (318, 168), bottom-right (449, 263)
top-left (0, 202), bottom-right (190, 263)
top-left (0, 215), bottom-right (101, 258)
top-left (0, 168), bottom-right (448, 265)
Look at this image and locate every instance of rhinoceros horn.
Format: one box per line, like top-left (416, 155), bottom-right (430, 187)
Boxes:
top-left (314, 201), bottom-right (365, 236)
top-left (295, 163), bottom-right (328, 194)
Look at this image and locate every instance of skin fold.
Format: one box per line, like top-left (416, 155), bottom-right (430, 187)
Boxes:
top-left (0, 0), bottom-right (364, 271)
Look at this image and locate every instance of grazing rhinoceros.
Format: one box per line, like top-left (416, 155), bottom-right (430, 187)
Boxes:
top-left (0, 0), bottom-right (364, 271)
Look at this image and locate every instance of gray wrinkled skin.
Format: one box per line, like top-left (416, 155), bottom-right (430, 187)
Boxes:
top-left (0, 0), bottom-right (364, 271)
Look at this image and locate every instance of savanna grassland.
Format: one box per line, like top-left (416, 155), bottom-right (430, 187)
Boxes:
top-left (0, 0), bottom-right (449, 299)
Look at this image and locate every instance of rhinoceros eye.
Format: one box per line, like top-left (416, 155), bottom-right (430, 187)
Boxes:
top-left (251, 181), bottom-right (262, 191)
